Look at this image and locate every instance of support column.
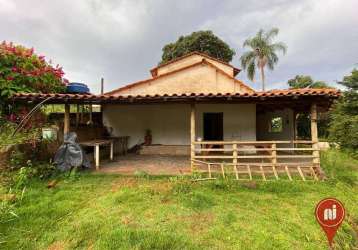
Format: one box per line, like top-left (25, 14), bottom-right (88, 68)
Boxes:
top-left (310, 103), bottom-right (320, 164)
top-left (76, 104), bottom-right (80, 128)
top-left (64, 103), bottom-right (70, 135)
top-left (190, 103), bottom-right (196, 172)
top-left (89, 104), bottom-right (93, 125)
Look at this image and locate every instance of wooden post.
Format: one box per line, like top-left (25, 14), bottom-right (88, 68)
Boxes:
top-left (76, 104), bottom-right (80, 128)
top-left (80, 105), bottom-right (85, 124)
top-left (64, 103), bottom-right (70, 135)
top-left (310, 103), bottom-right (320, 165)
top-left (271, 143), bottom-right (277, 166)
top-left (89, 104), bottom-right (93, 125)
top-left (233, 143), bottom-right (238, 166)
top-left (95, 144), bottom-right (100, 170)
top-left (110, 141), bottom-right (113, 161)
top-left (293, 111), bottom-right (297, 148)
top-left (190, 103), bottom-right (196, 172)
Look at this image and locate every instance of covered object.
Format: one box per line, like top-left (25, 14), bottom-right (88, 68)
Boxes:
top-left (54, 132), bottom-right (90, 171)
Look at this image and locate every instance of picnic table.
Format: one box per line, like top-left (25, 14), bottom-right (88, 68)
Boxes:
top-left (79, 139), bottom-right (114, 170)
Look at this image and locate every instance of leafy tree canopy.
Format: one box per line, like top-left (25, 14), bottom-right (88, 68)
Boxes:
top-left (0, 41), bottom-right (67, 100)
top-left (160, 31), bottom-right (235, 64)
top-left (288, 75), bottom-right (329, 89)
top-left (329, 69), bottom-right (358, 157)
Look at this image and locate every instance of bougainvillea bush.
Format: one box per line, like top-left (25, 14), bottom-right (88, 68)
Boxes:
top-left (0, 41), bottom-right (68, 102)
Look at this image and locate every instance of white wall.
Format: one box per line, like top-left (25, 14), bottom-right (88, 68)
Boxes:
top-left (256, 108), bottom-right (294, 141)
top-left (103, 103), bottom-right (256, 148)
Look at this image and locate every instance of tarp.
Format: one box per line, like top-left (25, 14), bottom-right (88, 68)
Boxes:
top-left (54, 132), bottom-right (91, 171)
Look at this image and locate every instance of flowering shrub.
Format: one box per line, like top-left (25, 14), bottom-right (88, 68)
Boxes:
top-left (0, 41), bottom-right (68, 100)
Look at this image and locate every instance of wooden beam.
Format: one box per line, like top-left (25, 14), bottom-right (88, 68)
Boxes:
top-left (285, 166), bottom-right (292, 181)
top-left (310, 103), bottom-right (320, 164)
top-left (64, 103), bottom-right (70, 135)
top-left (310, 103), bottom-right (318, 143)
top-left (190, 103), bottom-right (196, 172)
top-left (233, 143), bottom-right (238, 166)
top-left (220, 163), bottom-right (225, 178)
top-left (76, 104), bottom-right (80, 128)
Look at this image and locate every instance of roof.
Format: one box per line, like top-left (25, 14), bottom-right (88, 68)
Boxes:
top-left (12, 88), bottom-right (340, 107)
top-left (105, 58), bottom-right (254, 95)
top-left (150, 51), bottom-right (241, 77)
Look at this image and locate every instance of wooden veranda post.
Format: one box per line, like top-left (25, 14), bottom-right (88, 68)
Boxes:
top-left (64, 103), bottom-right (70, 135)
top-left (310, 103), bottom-right (320, 164)
top-left (190, 103), bottom-right (196, 172)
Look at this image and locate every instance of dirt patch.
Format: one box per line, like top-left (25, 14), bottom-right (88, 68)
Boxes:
top-left (110, 177), bottom-right (139, 192)
top-left (177, 212), bottom-right (215, 233)
top-left (148, 181), bottom-right (173, 194)
top-left (47, 241), bottom-right (67, 250)
top-left (98, 154), bottom-right (191, 175)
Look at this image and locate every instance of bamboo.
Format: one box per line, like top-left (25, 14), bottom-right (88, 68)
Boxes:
top-left (272, 166), bottom-right (279, 180)
top-left (220, 164), bottom-right (225, 178)
top-left (247, 165), bottom-right (252, 180)
top-left (234, 165), bottom-right (239, 180)
top-left (297, 166), bottom-right (306, 181)
top-left (260, 165), bottom-right (266, 181)
top-left (208, 164), bottom-right (212, 178)
top-left (285, 166), bottom-right (293, 181)
top-left (193, 140), bottom-right (313, 145)
top-left (233, 143), bottom-right (238, 166)
top-left (310, 166), bottom-right (319, 181)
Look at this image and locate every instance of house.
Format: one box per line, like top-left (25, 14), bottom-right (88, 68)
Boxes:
top-left (13, 51), bottom-right (340, 179)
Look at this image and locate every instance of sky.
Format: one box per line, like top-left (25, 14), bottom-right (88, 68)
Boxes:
top-left (1, 0), bottom-right (357, 93)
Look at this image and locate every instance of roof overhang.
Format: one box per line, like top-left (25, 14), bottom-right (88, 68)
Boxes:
top-left (12, 88), bottom-right (340, 111)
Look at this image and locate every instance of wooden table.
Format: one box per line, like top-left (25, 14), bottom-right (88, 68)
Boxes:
top-left (79, 139), bottom-right (114, 170)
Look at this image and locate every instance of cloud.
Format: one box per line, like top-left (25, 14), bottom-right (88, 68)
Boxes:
top-left (0, 0), bottom-right (357, 92)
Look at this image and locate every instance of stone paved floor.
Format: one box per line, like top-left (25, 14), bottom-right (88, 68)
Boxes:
top-left (97, 154), bottom-right (191, 175)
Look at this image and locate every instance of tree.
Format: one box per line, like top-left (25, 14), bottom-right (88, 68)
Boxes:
top-left (0, 41), bottom-right (67, 98)
top-left (329, 69), bottom-right (358, 157)
top-left (0, 41), bottom-right (67, 116)
top-left (160, 31), bottom-right (236, 64)
top-left (240, 28), bottom-right (287, 91)
top-left (288, 75), bottom-right (329, 88)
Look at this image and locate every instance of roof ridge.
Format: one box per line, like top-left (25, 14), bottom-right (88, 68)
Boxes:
top-left (150, 51), bottom-right (240, 77)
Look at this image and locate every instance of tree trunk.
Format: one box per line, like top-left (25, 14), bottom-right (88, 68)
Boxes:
top-left (260, 66), bottom-right (265, 91)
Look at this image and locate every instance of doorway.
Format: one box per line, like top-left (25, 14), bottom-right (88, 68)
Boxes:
top-left (203, 113), bottom-right (223, 141)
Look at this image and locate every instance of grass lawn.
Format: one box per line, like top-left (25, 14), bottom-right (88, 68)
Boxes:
top-left (0, 150), bottom-right (357, 249)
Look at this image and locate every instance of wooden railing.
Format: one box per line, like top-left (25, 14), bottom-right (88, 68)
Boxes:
top-left (191, 140), bottom-right (321, 181)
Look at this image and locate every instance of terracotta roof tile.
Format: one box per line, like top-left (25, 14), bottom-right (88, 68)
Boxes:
top-left (12, 88), bottom-right (340, 104)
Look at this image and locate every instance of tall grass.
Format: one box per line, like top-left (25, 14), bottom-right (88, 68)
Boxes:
top-left (0, 149), bottom-right (357, 249)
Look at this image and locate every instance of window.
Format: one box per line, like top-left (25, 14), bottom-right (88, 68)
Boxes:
top-left (269, 116), bottom-right (283, 133)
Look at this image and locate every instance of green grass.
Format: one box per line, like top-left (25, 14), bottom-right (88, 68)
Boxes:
top-left (0, 150), bottom-right (357, 249)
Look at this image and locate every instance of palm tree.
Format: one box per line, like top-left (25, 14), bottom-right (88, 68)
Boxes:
top-left (240, 28), bottom-right (287, 91)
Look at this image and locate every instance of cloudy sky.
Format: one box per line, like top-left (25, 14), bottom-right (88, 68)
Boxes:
top-left (1, 0), bottom-right (357, 93)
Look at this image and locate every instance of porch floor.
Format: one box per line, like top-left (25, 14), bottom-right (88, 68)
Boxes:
top-left (97, 154), bottom-right (191, 175)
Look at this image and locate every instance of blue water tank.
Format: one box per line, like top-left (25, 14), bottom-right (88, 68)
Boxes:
top-left (66, 82), bottom-right (90, 94)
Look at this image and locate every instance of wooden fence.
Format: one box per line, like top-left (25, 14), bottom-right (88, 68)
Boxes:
top-left (191, 140), bottom-right (321, 181)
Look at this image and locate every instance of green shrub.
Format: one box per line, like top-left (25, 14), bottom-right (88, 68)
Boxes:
top-left (329, 69), bottom-right (358, 158)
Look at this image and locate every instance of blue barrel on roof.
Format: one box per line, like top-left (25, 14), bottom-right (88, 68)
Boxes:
top-left (66, 82), bottom-right (90, 94)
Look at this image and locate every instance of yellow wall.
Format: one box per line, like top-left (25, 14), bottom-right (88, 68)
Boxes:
top-left (116, 63), bottom-right (244, 96)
